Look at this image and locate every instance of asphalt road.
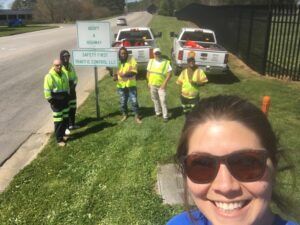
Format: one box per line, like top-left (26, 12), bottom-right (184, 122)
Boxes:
top-left (0, 11), bottom-right (153, 165)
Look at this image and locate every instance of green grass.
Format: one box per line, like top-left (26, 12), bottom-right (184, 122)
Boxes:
top-left (0, 15), bottom-right (299, 224)
top-left (0, 25), bottom-right (58, 37)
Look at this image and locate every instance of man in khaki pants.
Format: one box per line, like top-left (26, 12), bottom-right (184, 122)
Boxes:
top-left (146, 48), bottom-right (172, 122)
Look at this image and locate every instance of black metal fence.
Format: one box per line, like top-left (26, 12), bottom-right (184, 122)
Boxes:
top-left (175, 3), bottom-right (300, 81)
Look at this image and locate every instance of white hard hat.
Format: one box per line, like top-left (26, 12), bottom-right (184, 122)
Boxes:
top-left (153, 48), bottom-right (161, 54)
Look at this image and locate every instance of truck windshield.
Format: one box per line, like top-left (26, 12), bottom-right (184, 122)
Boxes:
top-left (181, 31), bottom-right (215, 43)
top-left (118, 30), bottom-right (152, 40)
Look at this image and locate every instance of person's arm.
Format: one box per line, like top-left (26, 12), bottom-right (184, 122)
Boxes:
top-left (44, 74), bottom-right (53, 102)
top-left (176, 73), bottom-right (183, 95)
top-left (160, 62), bottom-right (172, 90)
top-left (146, 61), bottom-right (151, 87)
top-left (160, 71), bottom-right (172, 90)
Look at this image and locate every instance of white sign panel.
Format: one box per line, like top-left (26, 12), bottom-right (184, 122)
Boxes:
top-left (72, 50), bottom-right (118, 67)
top-left (76, 21), bottom-right (111, 49)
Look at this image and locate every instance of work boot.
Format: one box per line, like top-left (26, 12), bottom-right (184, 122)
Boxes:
top-left (58, 141), bottom-right (66, 147)
top-left (135, 115), bottom-right (142, 124)
top-left (120, 115), bottom-right (128, 122)
top-left (63, 136), bottom-right (69, 142)
top-left (65, 128), bottom-right (71, 136)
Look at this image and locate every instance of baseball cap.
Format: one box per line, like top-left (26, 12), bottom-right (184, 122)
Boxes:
top-left (153, 48), bottom-right (161, 54)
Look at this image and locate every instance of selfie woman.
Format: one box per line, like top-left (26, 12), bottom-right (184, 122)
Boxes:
top-left (167, 95), bottom-right (299, 225)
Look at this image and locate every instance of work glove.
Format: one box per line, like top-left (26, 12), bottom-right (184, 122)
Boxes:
top-left (124, 72), bottom-right (136, 77)
top-left (191, 81), bottom-right (201, 87)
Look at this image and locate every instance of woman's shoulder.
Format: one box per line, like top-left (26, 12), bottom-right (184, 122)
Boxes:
top-left (273, 215), bottom-right (299, 225)
top-left (166, 210), bottom-right (210, 225)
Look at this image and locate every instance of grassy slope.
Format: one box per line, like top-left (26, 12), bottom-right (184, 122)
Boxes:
top-left (0, 15), bottom-right (299, 224)
top-left (0, 25), bottom-right (58, 37)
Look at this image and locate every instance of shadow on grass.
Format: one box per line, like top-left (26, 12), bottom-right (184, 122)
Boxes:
top-left (138, 106), bottom-right (183, 120)
top-left (206, 69), bottom-right (240, 84)
top-left (71, 121), bottom-right (117, 140)
top-left (139, 106), bottom-right (154, 119)
top-left (169, 106), bottom-right (183, 120)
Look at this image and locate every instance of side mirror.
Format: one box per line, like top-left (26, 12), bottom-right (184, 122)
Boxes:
top-left (114, 34), bottom-right (117, 39)
top-left (170, 32), bottom-right (177, 37)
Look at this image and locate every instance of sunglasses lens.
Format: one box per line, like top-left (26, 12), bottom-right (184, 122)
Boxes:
top-left (183, 151), bottom-right (267, 184)
top-left (227, 151), bottom-right (267, 182)
top-left (185, 155), bottom-right (217, 183)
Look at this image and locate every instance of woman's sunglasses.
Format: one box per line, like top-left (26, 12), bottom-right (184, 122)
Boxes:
top-left (181, 150), bottom-right (268, 184)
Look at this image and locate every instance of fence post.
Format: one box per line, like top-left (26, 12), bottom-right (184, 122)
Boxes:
top-left (262, 2), bottom-right (273, 75)
top-left (246, 7), bottom-right (254, 62)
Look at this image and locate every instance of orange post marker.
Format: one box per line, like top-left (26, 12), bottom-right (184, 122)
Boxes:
top-left (261, 96), bottom-right (271, 116)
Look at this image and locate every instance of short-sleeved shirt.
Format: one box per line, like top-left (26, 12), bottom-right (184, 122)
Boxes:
top-left (166, 210), bottom-right (299, 225)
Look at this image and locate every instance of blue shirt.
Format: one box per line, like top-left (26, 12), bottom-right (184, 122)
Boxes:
top-left (166, 210), bottom-right (298, 225)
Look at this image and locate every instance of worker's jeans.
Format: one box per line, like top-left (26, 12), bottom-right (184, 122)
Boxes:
top-left (149, 85), bottom-right (168, 119)
top-left (117, 86), bottom-right (139, 116)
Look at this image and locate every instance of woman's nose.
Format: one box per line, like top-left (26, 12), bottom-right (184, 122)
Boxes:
top-left (210, 164), bottom-right (242, 197)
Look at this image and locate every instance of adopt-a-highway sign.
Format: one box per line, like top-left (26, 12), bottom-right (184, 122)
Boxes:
top-left (72, 49), bottom-right (118, 67)
top-left (76, 21), bottom-right (111, 49)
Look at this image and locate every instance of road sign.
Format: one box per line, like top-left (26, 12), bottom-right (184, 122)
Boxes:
top-left (76, 21), bottom-right (111, 49)
top-left (72, 49), bottom-right (118, 67)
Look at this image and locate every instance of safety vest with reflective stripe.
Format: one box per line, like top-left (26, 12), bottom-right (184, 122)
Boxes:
top-left (116, 56), bottom-right (137, 88)
top-left (148, 59), bottom-right (170, 86)
top-left (62, 63), bottom-right (78, 85)
top-left (176, 68), bottom-right (208, 99)
top-left (44, 68), bottom-right (70, 100)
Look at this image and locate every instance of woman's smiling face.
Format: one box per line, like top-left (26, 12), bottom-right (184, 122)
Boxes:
top-left (186, 119), bottom-right (274, 225)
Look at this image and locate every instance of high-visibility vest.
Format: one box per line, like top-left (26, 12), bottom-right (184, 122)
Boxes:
top-left (62, 63), bottom-right (78, 86)
top-left (176, 68), bottom-right (208, 99)
top-left (116, 56), bottom-right (137, 88)
top-left (147, 59), bottom-right (170, 86)
top-left (44, 68), bottom-right (69, 100)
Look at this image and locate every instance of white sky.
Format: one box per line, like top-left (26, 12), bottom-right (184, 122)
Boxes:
top-left (0, 0), bottom-right (14, 9)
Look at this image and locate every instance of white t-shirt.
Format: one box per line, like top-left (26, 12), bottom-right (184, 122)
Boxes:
top-left (147, 59), bottom-right (172, 72)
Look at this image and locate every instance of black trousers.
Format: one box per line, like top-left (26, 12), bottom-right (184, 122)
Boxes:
top-left (180, 95), bottom-right (200, 115)
top-left (51, 98), bottom-right (69, 142)
top-left (68, 87), bottom-right (77, 126)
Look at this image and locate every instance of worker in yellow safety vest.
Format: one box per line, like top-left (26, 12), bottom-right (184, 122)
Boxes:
top-left (146, 48), bottom-right (172, 122)
top-left (113, 47), bottom-right (142, 124)
top-left (176, 51), bottom-right (208, 115)
top-left (44, 59), bottom-right (70, 147)
top-left (60, 50), bottom-right (80, 132)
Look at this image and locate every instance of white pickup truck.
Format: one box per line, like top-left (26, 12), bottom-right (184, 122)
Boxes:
top-left (112, 27), bottom-right (161, 67)
top-left (170, 28), bottom-right (228, 74)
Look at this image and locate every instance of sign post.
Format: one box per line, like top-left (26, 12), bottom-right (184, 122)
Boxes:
top-left (75, 21), bottom-right (117, 119)
top-left (94, 67), bottom-right (100, 119)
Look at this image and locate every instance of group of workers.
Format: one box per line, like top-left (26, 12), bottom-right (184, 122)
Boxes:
top-left (44, 47), bottom-right (208, 146)
top-left (113, 46), bottom-right (208, 124)
top-left (43, 50), bottom-right (80, 147)
top-left (42, 48), bottom-right (299, 225)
